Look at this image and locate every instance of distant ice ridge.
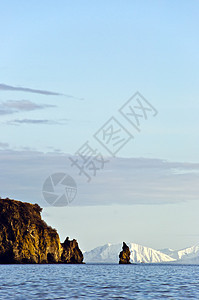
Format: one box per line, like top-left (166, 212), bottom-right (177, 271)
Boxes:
top-left (84, 242), bottom-right (199, 264)
top-left (160, 243), bottom-right (199, 264)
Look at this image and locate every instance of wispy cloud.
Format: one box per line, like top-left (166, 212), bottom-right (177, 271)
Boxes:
top-left (0, 100), bottom-right (56, 115)
top-left (0, 151), bottom-right (199, 206)
top-left (0, 83), bottom-right (63, 96)
top-left (0, 142), bottom-right (9, 149)
top-left (7, 118), bottom-right (69, 125)
top-left (0, 100), bottom-right (68, 124)
top-left (3, 100), bottom-right (56, 111)
top-left (0, 108), bottom-right (16, 115)
top-left (0, 83), bottom-right (84, 100)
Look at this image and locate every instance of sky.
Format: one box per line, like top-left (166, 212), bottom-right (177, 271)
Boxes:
top-left (0, 0), bottom-right (199, 252)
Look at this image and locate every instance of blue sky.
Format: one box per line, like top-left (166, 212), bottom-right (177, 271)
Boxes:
top-left (1, 1), bottom-right (199, 251)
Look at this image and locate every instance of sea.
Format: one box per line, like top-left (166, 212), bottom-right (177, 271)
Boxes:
top-left (0, 264), bottom-right (198, 299)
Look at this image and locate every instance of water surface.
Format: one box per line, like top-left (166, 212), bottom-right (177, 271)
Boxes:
top-left (0, 264), bottom-right (198, 299)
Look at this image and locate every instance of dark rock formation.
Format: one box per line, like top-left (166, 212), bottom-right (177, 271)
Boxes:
top-left (0, 198), bottom-right (84, 264)
top-left (61, 237), bottom-right (83, 263)
top-left (119, 242), bottom-right (131, 264)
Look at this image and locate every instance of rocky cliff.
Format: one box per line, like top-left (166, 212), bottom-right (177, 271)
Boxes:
top-left (119, 242), bottom-right (131, 264)
top-left (0, 198), bottom-right (83, 264)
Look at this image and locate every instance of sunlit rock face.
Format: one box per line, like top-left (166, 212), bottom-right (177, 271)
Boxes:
top-left (0, 198), bottom-right (83, 264)
top-left (119, 242), bottom-right (131, 264)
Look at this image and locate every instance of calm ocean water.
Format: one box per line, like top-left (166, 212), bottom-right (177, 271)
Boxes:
top-left (0, 264), bottom-right (198, 299)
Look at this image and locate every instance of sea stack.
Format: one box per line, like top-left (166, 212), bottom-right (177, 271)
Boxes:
top-left (0, 198), bottom-right (83, 264)
top-left (119, 242), bottom-right (131, 264)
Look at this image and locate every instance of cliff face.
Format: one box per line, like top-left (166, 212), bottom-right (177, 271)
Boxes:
top-left (119, 242), bottom-right (131, 264)
top-left (0, 198), bottom-right (83, 264)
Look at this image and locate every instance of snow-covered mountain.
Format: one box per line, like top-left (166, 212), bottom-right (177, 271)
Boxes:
top-left (160, 243), bottom-right (199, 263)
top-left (84, 243), bottom-right (122, 263)
top-left (84, 242), bottom-right (176, 264)
top-left (84, 242), bottom-right (199, 264)
top-left (129, 243), bottom-right (176, 263)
